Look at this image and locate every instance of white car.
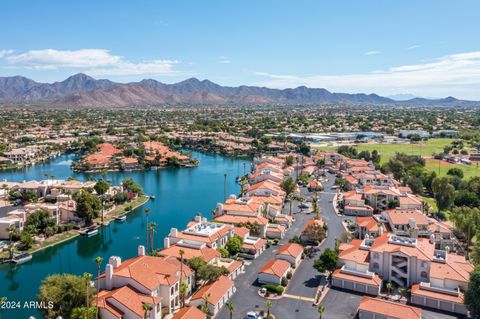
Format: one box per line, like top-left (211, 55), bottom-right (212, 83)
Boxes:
top-left (244, 312), bottom-right (263, 319)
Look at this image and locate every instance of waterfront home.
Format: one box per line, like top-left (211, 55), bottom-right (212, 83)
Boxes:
top-left (213, 214), bottom-right (268, 237)
top-left (189, 275), bottom-right (235, 318)
top-left (258, 258), bottom-right (291, 285)
top-left (357, 296), bottom-right (422, 319)
top-left (172, 307), bottom-right (206, 319)
top-left (97, 246), bottom-right (195, 315)
top-left (165, 217), bottom-right (234, 250)
top-left (246, 180), bottom-right (285, 197)
top-left (158, 240), bottom-right (221, 264)
top-left (275, 242), bottom-right (303, 267)
top-left (96, 285), bottom-right (161, 319)
top-left (121, 157), bottom-right (140, 170)
top-left (0, 212), bottom-right (24, 239)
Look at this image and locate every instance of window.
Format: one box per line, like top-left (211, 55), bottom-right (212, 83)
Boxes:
top-left (373, 253), bottom-right (379, 259)
top-left (421, 271), bottom-right (428, 278)
top-left (170, 286), bottom-right (174, 294)
top-left (421, 261), bottom-right (428, 268)
top-left (373, 262), bottom-right (379, 269)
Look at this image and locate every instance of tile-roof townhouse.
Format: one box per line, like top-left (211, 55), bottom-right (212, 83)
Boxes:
top-left (165, 217), bottom-right (234, 250)
top-left (213, 214), bottom-right (268, 238)
top-left (265, 224), bottom-right (286, 239)
top-left (275, 242), bottom-right (303, 267)
top-left (97, 246), bottom-right (194, 315)
top-left (189, 276), bottom-right (236, 317)
top-left (171, 306), bottom-right (206, 319)
top-left (96, 285), bottom-right (161, 319)
top-left (355, 216), bottom-right (383, 239)
top-left (357, 296), bottom-right (422, 319)
top-left (158, 241), bottom-right (221, 264)
top-left (381, 209), bottom-right (430, 237)
top-left (246, 180), bottom-right (285, 197)
top-left (258, 259), bottom-right (291, 285)
top-left (249, 169), bottom-right (284, 184)
top-left (332, 233), bottom-right (473, 315)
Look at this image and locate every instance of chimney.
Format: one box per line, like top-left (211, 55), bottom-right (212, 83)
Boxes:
top-left (436, 224), bottom-right (440, 233)
top-left (202, 217), bottom-right (207, 223)
top-left (138, 245), bottom-right (145, 256)
top-left (195, 215), bottom-right (201, 222)
top-left (215, 203), bottom-right (224, 216)
top-left (109, 256), bottom-right (122, 268)
top-left (429, 234), bottom-right (435, 244)
top-left (164, 237), bottom-right (170, 249)
top-left (170, 228), bottom-right (178, 237)
top-left (105, 263), bottom-right (114, 290)
top-left (229, 194), bottom-right (237, 199)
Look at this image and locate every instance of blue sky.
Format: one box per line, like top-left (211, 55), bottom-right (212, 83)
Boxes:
top-left (1, 0), bottom-right (480, 99)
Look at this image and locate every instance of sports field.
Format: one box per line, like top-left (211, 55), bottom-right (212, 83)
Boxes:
top-left (315, 138), bottom-right (479, 178)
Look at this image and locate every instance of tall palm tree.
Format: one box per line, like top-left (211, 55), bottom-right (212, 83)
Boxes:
top-left (144, 208), bottom-right (150, 252)
top-left (317, 305), bottom-right (325, 319)
top-left (226, 301), bottom-right (234, 319)
top-left (265, 300), bottom-right (273, 318)
top-left (179, 249), bottom-right (185, 306)
top-left (201, 293), bottom-right (211, 316)
top-left (386, 281), bottom-right (393, 298)
top-left (149, 222), bottom-right (157, 255)
top-left (94, 256), bottom-right (103, 319)
top-left (142, 303), bottom-right (152, 319)
top-left (83, 272), bottom-right (92, 318)
top-left (179, 281), bottom-right (188, 309)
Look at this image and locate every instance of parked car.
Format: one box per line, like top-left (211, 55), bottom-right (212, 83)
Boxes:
top-left (244, 312), bottom-right (263, 319)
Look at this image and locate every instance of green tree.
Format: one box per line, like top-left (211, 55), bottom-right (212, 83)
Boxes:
top-left (313, 248), bottom-right (338, 276)
top-left (450, 206), bottom-right (480, 260)
top-left (386, 281), bottom-right (393, 298)
top-left (432, 177), bottom-right (455, 212)
top-left (94, 178), bottom-right (109, 196)
top-left (142, 303), bottom-right (152, 319)
top-left (285, 155), bottom-right (294, 167)
top-left (74, 189), bottom-right (101, 224)
top-left (122, 178), bottom-right (143, 195)
top-left (94, 257), bottom-right (103, 319)
top-left (317, 305), bottom-right (325, 319)
top-left (472, 241), bottom-right (480, 266)
top-left (266, 300), bottom-right (273, 318)
top-left (25, 210), bottom-right (56, 235)
top-left (226, 235), bottom-right (243, 256)
top-left (280, 178), bottom-right (296, 215)
top-left (71, 306), bottom-right (96, 319)
top-left (197, 264), bottom-right (229, 283)
top-left (217, 247), bottom-right (229, 258)
top-left (226, 301), bottom-right (235, 319)
top-left (188, 257), bottom-right (207, 282)
top-left (37, 274), bottom-right (93, 319)
top-left (19, 232), bottom-right (35, 249)
top-left (465, 267), bottom-right (480, 316)
top-left (148, 222), bottom-right (157, 255)
top-left (447, 167), bottom-right (464, 179)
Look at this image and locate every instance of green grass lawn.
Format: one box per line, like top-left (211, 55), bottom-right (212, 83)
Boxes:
top-left (315, 138), bottom-right (454, 164)
top-left (315, 138), bottom-right (479, 178)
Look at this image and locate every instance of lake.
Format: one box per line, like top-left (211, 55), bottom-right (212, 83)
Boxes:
top-left (0, 152), bottom-right (250, 319)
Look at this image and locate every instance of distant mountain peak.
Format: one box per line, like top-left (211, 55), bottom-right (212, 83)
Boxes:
top-left (0, 74), bottom-right (477, 108)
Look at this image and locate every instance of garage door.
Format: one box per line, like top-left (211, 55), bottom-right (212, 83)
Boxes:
top-left (344, 280), bottom-right (354, 290)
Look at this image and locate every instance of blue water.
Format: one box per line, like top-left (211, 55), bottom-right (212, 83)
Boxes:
top-left (0, 152), bottom-right (250, 319)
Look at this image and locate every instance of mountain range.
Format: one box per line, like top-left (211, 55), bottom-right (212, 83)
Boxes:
top-left (0, 73), bottom-right (478, 107)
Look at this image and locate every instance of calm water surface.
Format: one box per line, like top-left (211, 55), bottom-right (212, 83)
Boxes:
top-left (0, 152), bottom-right (250, 319)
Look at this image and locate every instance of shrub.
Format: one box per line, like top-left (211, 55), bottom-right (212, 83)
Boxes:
top-left (273, 238), bottom-right (280, 245)
top-left (281, 277), bottom-right (288, 286)
top-left (262, 284), bottom-right (284, 295)
top-left (286, 271), bottom-right (292, 279)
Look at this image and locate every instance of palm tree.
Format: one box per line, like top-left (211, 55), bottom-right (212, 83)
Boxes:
top-left (0, 297), bottom-right (7, 319)
top-left (148, 222), bottom-right (157, 255)
top-left (142, 303), bottom-right (152, 319)
top-left (280, 178), bottom-right (296, 216)
top-left (317, 305), bottom-right (325, 319)
top-left (265, 300), bottom-right (273, 318)
top-left (144, 208), bottom-right (150, 252)
top-left (398, 287), bottom-right (405, 300)
top-left (386, 281), bottom-right (393, 298)
top-left (94, 256), bottom-right (103, 319)
top-left (179, 249), bottom-right (185, 306)
top-left (180, 281), bottom-right (188, 308)
top-left (83, 272), bottom-right (92, 318)
top-left (226, 301), bottom-right (234, 319)
top-left (201, 293), bottom-right (211, 316)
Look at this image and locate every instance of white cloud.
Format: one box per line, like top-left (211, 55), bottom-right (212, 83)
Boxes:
top-left (86, 60), bottom-right (179, 77)
top-left (255, 51), bottom-right (480, 99)
top-left (364, 50), bottom-right (381, 56)
top-left (0, 49), bottom-right (14, 58)
top-left (0, 48), bottom-right (180, 76)
top-left (406, 44), bottom-right (421, 50)
top-left (5, 49), bottom-right (120, 69)
top-left (216, 56), bottom-right (231, 64)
